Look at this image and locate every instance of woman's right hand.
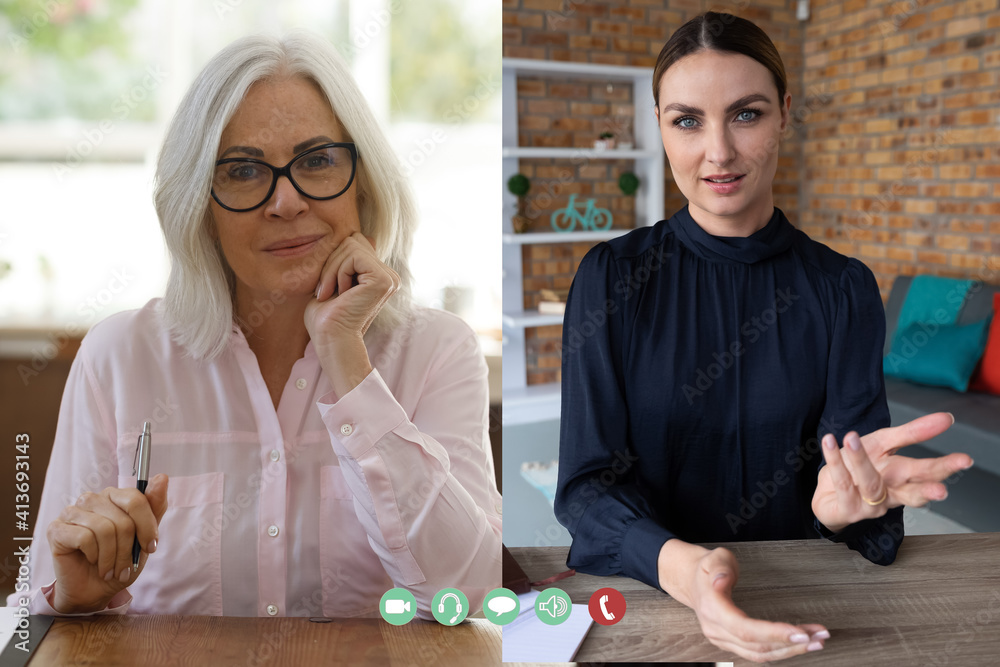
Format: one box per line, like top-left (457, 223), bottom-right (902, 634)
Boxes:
top-left (689, 547), bottom-right (828, 663)
top-left (46, 474), bottom-right (169, 614)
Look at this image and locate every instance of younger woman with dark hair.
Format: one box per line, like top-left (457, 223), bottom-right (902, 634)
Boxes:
top-left (556, 12), bottom-right (971, 663)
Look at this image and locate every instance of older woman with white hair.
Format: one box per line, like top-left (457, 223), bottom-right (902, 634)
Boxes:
top-left (9, 32), bottom-right (501, 619)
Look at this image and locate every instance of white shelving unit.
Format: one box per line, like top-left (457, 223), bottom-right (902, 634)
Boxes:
top-left (502, 58), bottom-right (665, 425)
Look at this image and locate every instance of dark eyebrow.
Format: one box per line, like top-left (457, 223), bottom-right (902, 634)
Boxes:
top-left (661, 93), bottom-right (772, 116)
top-left (292, 135), bottom-right (334, 154)
top-left (219, 145), bottom-right (264, 159)
top-left (218, 135), bottom-right (334, 160)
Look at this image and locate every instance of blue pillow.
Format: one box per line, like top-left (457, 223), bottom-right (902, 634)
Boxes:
top-left (884, 317), bottom-right (992, 392)
top-left (890, 275), bottom-right (973, 353)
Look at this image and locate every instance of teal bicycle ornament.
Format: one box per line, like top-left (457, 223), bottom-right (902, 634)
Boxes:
top-left (550, 194), bottom-right (613, 232)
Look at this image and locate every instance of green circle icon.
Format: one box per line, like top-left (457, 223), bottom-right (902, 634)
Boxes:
top-left (482, 588), bottom-right (520, 625)
top-left (432, 588), bottom-right (469, 626)
top-left (535, 588), bottom-right (572, 625)
top-left (380, 588), bottom-right (417, 625)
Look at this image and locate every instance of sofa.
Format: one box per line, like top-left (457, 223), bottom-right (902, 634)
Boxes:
top-left (882, 275), bottom-right (1000, 479)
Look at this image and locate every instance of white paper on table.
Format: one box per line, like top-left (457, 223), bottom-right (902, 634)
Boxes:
top-left (502, 589), bottom-right (593, 663)
top-left (0, 607), bottom-right (21, 654)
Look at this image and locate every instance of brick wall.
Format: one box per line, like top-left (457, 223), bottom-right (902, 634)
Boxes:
top-left (798, 0), bottom-right (1000, 295)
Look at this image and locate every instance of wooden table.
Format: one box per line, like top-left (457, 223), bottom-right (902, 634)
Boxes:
top-left (510, 533), bottom-right (1000, 666)
top-left (27, 615), bottom-right (501, 666)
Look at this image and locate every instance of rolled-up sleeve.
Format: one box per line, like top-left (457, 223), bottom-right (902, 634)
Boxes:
top-left (813, 258), bottom-right (904, 564)
top-left (554, 243), bottom-right (674, 591)
top-left (316, 326), bottom-right (501, 620)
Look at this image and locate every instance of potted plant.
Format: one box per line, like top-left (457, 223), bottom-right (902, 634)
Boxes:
top-left (618, 171), bottom-right (640, 196)
top-left (595, 131), bottom-right (615, 150)
top-left (507, 173), bottom-right (531, 234)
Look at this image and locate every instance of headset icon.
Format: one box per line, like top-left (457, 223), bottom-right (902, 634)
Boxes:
top-left (438, 592), bottom-right (463, 624)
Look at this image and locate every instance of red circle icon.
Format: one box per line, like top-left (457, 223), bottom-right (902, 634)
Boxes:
top-left (588, 587), bottom-right (626, 626)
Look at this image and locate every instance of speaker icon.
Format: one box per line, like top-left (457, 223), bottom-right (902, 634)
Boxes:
top-left (537, 592), bottom-right (569, 619)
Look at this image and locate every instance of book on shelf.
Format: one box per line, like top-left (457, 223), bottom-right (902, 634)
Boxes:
top-left (537, 288), bottom-right (569, 316)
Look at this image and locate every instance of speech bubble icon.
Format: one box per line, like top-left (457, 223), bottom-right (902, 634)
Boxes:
top-left (488, 596), bottom-right (516, 616)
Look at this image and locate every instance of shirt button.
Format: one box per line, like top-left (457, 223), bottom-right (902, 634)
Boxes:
top-left (340, 424), bottom-right (354, 436)
top-left (267, 525), bottom-right (279, 537)
top-left (269, 450), bottom-right (280, 462)
top-left (295, 378), bottom-right (307, 390)
top-left (495, 503), bottom-right (503, 515)
top-left (266, 604), bottom-right (278, 616)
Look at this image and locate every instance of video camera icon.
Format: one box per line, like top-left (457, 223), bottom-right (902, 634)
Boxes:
top-left (379, 588), bottom-right (417, 625)
top-left (384, 599), bottom-right (411, 615)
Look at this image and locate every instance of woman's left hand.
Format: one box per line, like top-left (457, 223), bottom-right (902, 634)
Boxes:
top-left (304, 232), bottom-right (400, 395)
top-left (812, 412), bottom-right (974, 534)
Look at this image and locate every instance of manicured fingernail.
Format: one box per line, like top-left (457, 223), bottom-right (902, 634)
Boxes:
top-left (823, 435), bottom-right (835, 450)
top-left (848, 433), bottom-right (861, 451)
top-left (315, 284), bottom-right (321, 299)
top-left (966, 458), bottom-right (974, 469)
top-left (948, 412), bottom-right (955, 424)
top-left (713, 572), bottom-right (727, 583)
top-left (104, 569), bottom-right (115, 582)
top-left (807, 641), bottom-right (824, 651)
top-left (149, 538), bottom-right (157, 553)
top-left (812, 630), bottom-right (830, 640)
top-left (789, 633), bottom-right (810, 643)
top-left (119, 567), bottom-right (131, 582)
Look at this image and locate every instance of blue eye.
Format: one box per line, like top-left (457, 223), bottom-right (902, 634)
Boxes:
top-left (676, 117), bottom-right (697, 129)
top-left (737, 109), bottom-right (761, 122)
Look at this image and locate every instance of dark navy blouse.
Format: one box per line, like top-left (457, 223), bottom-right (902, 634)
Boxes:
top-left (554, 205), bottom-right (904, 591)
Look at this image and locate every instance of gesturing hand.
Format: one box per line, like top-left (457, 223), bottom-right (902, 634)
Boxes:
top-left (304, 232), bottom-right (400, 396)
top-left (812, 412), bottom-right (973, 533)
top-left (691, 547), bottom-right (829, 662)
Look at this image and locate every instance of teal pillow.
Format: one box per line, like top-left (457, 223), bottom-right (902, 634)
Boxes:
top-left (890, 275), bottom-right (973, 352)
top-left (884, 317), bottom-right (992, 392)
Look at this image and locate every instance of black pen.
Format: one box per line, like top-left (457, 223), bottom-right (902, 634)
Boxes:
top-left (132, 421), bottom-right (151, 570)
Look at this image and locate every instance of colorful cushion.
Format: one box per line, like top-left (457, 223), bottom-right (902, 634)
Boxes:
top-left (889, 275), bottom-right (973, 352)
top-left (969, 293), bottom-right (1000, 395)
top-left (884, 318), bottom-right (992, 392)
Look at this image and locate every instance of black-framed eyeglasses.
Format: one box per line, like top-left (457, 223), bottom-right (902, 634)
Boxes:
top-left (211, 142), bottom-right (359, 212)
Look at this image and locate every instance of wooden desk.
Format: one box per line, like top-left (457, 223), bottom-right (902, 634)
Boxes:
top-left (28, 615), bottom-right (501, 666)
top-left (511, 533), bottom-right (1000, 666)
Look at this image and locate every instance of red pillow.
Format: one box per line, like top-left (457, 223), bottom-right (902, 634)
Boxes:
top-left (969, 292), bottom-right (1000, 394)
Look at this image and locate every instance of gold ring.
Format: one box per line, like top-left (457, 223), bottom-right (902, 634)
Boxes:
top-left (862, 487), bottom-right (888, 506)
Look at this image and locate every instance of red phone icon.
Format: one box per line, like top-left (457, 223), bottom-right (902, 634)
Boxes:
top-left (588, 588), bottom-right (625, 626)
top-left (599, 594), bottom-right (614, 621)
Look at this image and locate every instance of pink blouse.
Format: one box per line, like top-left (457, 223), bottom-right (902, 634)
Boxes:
top-left (8, 299), bottom-right (502, 618)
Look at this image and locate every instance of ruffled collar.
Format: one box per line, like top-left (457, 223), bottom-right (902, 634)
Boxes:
top-left (671, 205), bottom-right (794, 264)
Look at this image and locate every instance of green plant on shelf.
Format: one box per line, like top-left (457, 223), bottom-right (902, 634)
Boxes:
top-left (507, 173), bottom-right (531, 234)
top-left (618, 172), bottom-right (640, 196)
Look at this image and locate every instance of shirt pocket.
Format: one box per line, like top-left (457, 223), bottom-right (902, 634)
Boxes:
top-left (119, 472), bottom-right (225, 616)
top-left (318, 465), bottom-right (390, 617)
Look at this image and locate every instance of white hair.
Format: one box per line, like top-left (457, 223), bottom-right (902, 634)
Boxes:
top-left (154, 32), bottom-right (415, 360)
